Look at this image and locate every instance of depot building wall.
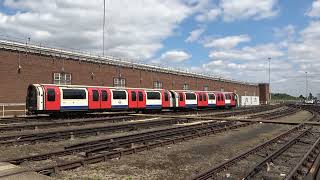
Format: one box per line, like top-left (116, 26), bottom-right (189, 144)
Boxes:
top-left (0, 49), bottom-right (260, 103)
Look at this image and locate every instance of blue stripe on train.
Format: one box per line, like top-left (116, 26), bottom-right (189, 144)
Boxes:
top-left (185, 104), bottom-right (197, 108)
top-left (208, 104), bottom-right (216, 107)
top-left (61, 106), bottom-right (88, 111)
top-left (111, 105), bottom-right (128, 109)
top-left (146, 105), bottom-right (162, 109)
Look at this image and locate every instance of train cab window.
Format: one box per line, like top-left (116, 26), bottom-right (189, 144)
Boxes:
top-left (92, 90), bottom-right (99, 101)
top-left (63, 89), bottom-right (86, 99)
top-left (186, 93), bottom-right (196, 100)
top-left (179, 93), bottom-right (183, 101)
top-left (138, 91), bottom-right (143, 101)
top-left (199, 94), bottom-right (202, 101)
top-left (164, 92), bottom-right (169, 101)
top-left (203, 94), bottom-right (207, 101)
top-left (147, 92), bottom-right (160, 99)
top-left (131, 91), bottom-right (137, 101)
top-left (113, 91), bottom-right (127, 99)
top-left (101, 90), bottom-right (108, 101)
top-left (47, 88), bottom-right (55, 101)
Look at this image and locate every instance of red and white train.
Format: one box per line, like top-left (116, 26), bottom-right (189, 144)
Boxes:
top-left (26, 84), bottom-right (237, 115)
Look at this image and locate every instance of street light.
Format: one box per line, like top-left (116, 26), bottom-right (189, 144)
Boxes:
top-left (102, 0), bottom-right (106, 56)
top-left (305, 71), bottom-right (308, 100)
top-left (267, 57), bottom-right (271, 104)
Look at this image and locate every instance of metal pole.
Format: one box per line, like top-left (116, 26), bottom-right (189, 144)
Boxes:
top-left (305, 72), bottom-right (308, 99)
top-left (268, 57), bottom-right (271, 104)
top-left (2, 105), bottom-right (4, 117)
top-left (102, 0), bottom-right (106, 56)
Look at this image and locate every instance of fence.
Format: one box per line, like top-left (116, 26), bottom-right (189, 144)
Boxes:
top-left (0, 103), bottom-right (26, 117)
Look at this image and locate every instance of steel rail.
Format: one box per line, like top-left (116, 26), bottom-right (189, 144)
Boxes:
top-left (243, 128), bottom-right (311, 179)
top-left (0, 118), bottom-right (191, 145)
top-left (189, 124), bottom-right (306, 180)
top-left (6, 121), bottom-right (235, 164)
top-left (285, 135), bottom-right (320, 180)
top-left (33, 122), bottom-right (254, 176)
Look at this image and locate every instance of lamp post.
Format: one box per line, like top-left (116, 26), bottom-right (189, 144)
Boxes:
top-left (102, 0), bottom-right (106, 56)
top-left (305, 71), bottom-right (308, 100)
top-left (268, 57), bottom-right (271, 104)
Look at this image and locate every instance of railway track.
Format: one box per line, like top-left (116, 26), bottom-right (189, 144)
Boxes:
top-left (248, 106), bottom-right (300, 120)
top-left (6, 121), bottom-right (254, 176)
top-left (191, 106), bottom-right (320, 180)
top-left (0, 117), bottom-right (197, 145)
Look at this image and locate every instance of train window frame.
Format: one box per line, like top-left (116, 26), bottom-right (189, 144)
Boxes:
top-left (147, 91), bottom-right (161, 100)
top-left (185, 93), bottom-right (196, 100)
top-left (164, 92), bottom-right (169, 101)
top-left (199, 93), bottom-right (203, 101)
top-left (203, 94), bottom-right (207, 101)
top-left (92, 90), bottom-right (99, 101)
top-left (138, 91), bottom-right (143, 101)
top-left (101, 90), bottom-right (108, 101)
top-left (62, 89), bottom-right (86, 99)
top-left (218, 95), bottom-right (221, 101)
top-left (131, 91), bottom-right (137, 101)
top-left (112, 90), bottom-right (127, 100)
top-left (47, 88), bottom-right (55, 101)
top-left (209, 94), bottom-right (215, 100)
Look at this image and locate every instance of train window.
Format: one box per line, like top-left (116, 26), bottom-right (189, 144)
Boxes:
top-left (92, 90), bottom-right (99, 101)
top-left (218, 95), bottom-right (221, 101)
top-left (222, 95), bottom-right (225, 101)
top-left (101, 90), bottom-right (108, 101)
top-left (131, 91), bottom-right (137, 101)
top-left (138, 91), bottom-right (143, 101)
top-left (147, 92), bottom-right (160, 100)
top-left (231, 95), bottom-right (234, 101)
top-left (208, 94), bottom-right (215, 100)
top-left (47, 88), bottom-right (55, 101)
top-left (203, 94), bottom-right (207, 101)
top-left (63, 89), bottom-right (86, 99)
top-left (113, 91), bottom-right (127, 99)
top-left (199, 94), bottom-right (202, 101)
top-left (179, 93), bottom-right (183, 101)
top-left (186, 93), bottom-right (196, 100)
top-left (164, 92), bottom-right (169, 101)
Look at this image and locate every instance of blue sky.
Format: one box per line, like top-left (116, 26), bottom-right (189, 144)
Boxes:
top-left (0, 0), bottom-right (319, 96)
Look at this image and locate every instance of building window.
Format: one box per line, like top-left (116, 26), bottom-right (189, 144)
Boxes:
top-left (113, 77), bottom-right (126, 87)
top-left (183, 84), bottom-right (189, 90)
top-left (153, 81), bottom-right (163, 89)
top-left (220, 88), bottom-right (224, 92)
top-left (203, 86), bottom-right (209, 91)
top-left (53, 72), bottom-right (71, 85)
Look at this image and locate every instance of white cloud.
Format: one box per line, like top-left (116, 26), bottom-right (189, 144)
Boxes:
top-left (220, 0), bottom-right (279, 21)
top-left (307, 0), bottom-right (320, 17)
top-left (0, 0), bottom-right (193, 59)
top-left (273, 25), bottom-right (295, 39)
top-left (209, 43), bottom-right (284, 61)
top-left (203, 34), bottom-right (251, 49)
top-left (195, 8), bottom-right (221, 22)
top-left (157, 50), bottom-right (192, 63)
top-left (185, 27), bottom-right (205, 43)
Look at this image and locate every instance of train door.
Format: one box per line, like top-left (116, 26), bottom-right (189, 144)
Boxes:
top-left (161, 90), bottom-right (170, 108)
top-left (100, 88), bottom-right (111, 110)
top-left (178, 92), bottom-right (185, 108)
top-left (88, 88), bottom-right (101, 110)
top-left (203, 92), bottom-right (208, 107)
top-left (137, 90), bottom-right (146, 109)
top-left (44, 85), bottom-right (60, 111)
top-left (128, 89), bottom-right (138, 109)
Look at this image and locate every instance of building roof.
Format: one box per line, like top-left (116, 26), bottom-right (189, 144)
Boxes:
top-left (0, 39), bottom-right (258, 86)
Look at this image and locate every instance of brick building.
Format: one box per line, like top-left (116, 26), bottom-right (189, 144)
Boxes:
top-left (0, 40), bottom-right (268, 104)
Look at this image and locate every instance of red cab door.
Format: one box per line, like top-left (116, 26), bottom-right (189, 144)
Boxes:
top-left (44, 85), bottom-right (60, 111)
top-left (178, 92), bottom-right (185, 107)
top-left (161, 90), bottom-right (170, 108)
top-left (128, 89), bottom-right (138, 109)
top-left (100, 88), bottom-right (111, 110)
top-left (88, 88), bottom-right (101, 110)
top-left (203, 92), bottom-right (208, 107)
top-left (137, 90), bottom-right (146, 109)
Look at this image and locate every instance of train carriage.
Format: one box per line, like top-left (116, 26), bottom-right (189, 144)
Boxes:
top-left (26, 84), bottom-right (239, 115)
